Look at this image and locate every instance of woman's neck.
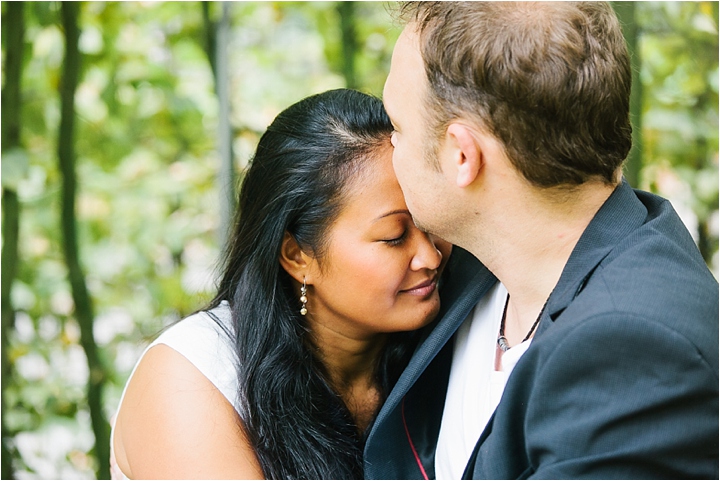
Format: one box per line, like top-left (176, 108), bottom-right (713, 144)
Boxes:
top-left (308, 320), bottom-right (387, 431)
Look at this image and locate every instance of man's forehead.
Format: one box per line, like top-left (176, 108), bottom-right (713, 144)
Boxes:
top-left (384, 26), bottom-right (423, 111)
top-left (393, 26), bottom-right (422, 70)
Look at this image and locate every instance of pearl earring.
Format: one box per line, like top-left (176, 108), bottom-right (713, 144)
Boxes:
top-left (300, 277), bottom-right (308, 316)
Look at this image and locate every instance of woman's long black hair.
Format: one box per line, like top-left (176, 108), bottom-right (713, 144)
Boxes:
top-left (208, 89), bottom-right (416, 479)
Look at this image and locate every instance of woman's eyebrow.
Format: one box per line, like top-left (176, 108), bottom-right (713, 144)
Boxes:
top-left (374, 209), bottom-right (411, 222)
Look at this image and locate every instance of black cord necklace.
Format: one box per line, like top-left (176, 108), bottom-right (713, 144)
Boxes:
top-left (497, 293), bottom-right (547, 352)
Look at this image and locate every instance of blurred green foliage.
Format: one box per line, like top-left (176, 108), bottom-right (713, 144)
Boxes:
top-left (637, 1), bottom-right (719, 265)
top-left (1, 2), bottom-right (717, 479)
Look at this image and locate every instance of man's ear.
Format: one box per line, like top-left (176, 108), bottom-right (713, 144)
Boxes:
top-left (279, 232), bottom-right (313, 284)
top-left (445, 123), bottom-right (482, 188)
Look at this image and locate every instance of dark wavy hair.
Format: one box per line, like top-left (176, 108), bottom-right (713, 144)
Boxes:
top-left (208, 89), bottom-right (414, 479)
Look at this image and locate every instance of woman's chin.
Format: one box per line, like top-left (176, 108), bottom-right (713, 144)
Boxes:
top-left (410, 296), bottom-right (441, 330)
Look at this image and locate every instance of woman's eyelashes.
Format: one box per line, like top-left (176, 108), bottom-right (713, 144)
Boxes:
top-left (381, 229), bottom-right (408, 247)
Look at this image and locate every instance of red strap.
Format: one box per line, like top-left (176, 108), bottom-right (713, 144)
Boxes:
top-left (401, 397), bottom-right (429, 480)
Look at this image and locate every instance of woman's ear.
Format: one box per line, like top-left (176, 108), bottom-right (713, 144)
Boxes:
top-left (279, 232), bottom-right (312, 283)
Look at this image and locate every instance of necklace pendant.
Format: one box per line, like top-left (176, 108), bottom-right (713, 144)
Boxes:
top-left (497, 335), bottom-right (510, 352)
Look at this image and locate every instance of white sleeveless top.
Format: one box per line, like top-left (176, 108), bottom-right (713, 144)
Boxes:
top-left (110, 301), bottom-right (240, 479)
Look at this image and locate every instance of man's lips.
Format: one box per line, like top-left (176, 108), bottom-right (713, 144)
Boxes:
top-left (400, 276), bottom-right (438, 297)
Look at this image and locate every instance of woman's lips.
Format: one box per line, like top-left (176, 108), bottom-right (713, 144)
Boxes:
top-left (400, 277), bottom-right (438, 297)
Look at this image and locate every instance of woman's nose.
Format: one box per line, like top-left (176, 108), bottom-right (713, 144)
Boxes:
top-left (410, 232), bottom-right (443, 271)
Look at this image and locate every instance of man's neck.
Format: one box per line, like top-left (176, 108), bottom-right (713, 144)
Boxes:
top-left (473, 180), bottom-right (617, 345)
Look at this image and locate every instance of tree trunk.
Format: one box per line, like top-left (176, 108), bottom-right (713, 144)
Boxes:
top-left (58, 3), bottom-right (110, 479)
top-left (337, 1), bottom-right (358, 90)
top-left (613, 1), bottom-right (643, 188)
top-left (202, 2), bottom-right (217, 78)
top-left (1, 3), bottom-right (26, 478)
top-left (202, 1), bottom-right (235, 248)
top-left (216, 2), bottom-right (234, 248)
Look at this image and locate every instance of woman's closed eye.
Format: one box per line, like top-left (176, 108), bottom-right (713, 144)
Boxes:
top-left (380, 229), bottom-right (408, 247)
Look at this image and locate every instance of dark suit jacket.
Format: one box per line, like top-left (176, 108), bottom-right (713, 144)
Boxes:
top-left (364, 181), bottom-right (719, 479)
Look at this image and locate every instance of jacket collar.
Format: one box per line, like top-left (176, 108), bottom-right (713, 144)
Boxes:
top-left (537, 179), bottom-right (648, 335)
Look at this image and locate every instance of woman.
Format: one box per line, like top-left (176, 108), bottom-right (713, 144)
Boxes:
top-left (111, 89), bottom-right (451, 479)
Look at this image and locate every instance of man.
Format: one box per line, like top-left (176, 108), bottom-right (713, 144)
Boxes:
top-left (365, 2), bottom-right (719, 479)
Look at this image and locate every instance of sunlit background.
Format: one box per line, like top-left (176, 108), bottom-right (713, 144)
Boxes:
top-left (1, 2), bottom-right (717, 479)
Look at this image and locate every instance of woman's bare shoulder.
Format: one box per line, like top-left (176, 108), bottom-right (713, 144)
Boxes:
top-left (113, 344), bottom-right (263, 479)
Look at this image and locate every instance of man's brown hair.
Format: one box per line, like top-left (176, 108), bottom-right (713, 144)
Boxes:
top-left (400, 1), bottom-right (632, 187)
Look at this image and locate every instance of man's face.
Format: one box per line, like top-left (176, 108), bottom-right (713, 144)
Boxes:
top-left (383, 26), bottom-right (447, 237)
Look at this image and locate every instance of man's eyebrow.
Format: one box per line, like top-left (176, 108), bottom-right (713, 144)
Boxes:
top-left (374, 209), bottom-right (411, 221)
top-left (382, 92), bottom-right (395, 120)
top-left (384, 108), bottom-right (398, 130)
top-left (385, 104), bottom-right (395, 120)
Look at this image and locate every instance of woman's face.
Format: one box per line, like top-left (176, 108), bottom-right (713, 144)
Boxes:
top-left (304, 145), bottom-right (452, 339)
